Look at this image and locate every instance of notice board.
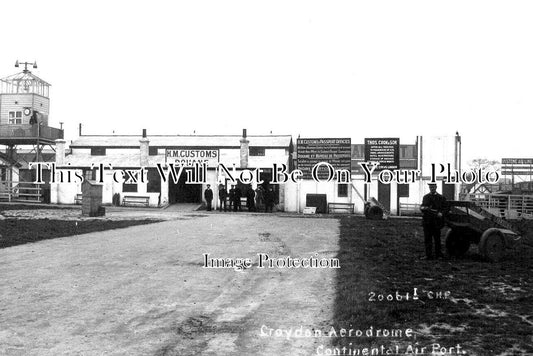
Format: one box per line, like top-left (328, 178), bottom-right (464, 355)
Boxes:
top-left (297, 138), bottom-right (351, 179)
top-left (364, 138), bottom-right (400, 170)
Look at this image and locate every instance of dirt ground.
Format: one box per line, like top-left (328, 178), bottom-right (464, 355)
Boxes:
top-left (0, 205), bottom-right (531, 355)
top-left (0, 213), bottom-right (339, 356)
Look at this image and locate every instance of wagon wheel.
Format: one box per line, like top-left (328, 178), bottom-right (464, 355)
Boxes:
top-left (445, 229), bottom-right (471, 257)
top-left (365, 206), bottom-right (383, 220)
top-left (479, 228), bottom-right (505, 262)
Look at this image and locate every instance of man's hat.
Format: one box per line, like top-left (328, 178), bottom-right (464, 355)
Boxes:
top-left (428, 182), bottom-right (437, 186)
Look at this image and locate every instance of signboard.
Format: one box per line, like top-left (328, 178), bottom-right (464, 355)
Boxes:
top-left (502, 158), bottom-right (533, 165)
top-left (297, 138), bottom-right (351, 179)
top-left (501, 158), bottom-right (533, 176)
top-left (166, 149), bottom-right (219, 167)
top-left (364, 138), bottom-right (400, 170)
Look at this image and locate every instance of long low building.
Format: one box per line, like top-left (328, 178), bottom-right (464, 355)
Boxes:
top-left (52, 129), bottom-right (293, 209)
top-left (51, 130), bottom-right (462, 215)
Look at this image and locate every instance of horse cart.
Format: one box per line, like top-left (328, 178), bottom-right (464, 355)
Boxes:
top-left (444, 201), bottom-right (523, 262)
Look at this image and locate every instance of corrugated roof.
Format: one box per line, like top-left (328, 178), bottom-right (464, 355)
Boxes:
top-left (71, 135), bottom-right (293, 148)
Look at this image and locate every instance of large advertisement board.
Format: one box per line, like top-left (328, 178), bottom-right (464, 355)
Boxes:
top-left (297, 138), bottom-right (351, 179)
top-left (364, 138), bottom-right (400, 170)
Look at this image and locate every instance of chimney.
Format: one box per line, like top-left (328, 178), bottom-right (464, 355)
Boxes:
top-left (140, 129), bottom-right (149, 166)
top-left (240, 128), bottom-right (249, 168)
top-left (55, 139), bottom-right (66, 166)
top-left (79, 123), bottom-right (82, 136)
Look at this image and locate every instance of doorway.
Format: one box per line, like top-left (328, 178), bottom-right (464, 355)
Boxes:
top-left (168, 171), bottom-right (201, 203)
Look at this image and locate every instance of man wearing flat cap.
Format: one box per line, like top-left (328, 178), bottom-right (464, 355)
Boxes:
top-left (420, 182), bottom-right (448, 260)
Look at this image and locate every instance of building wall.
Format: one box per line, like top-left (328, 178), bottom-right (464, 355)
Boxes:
top-left (283, 135), bottom-right (460, 214)
top-left (0, 93), bottom-right (49, 125)
top-left (54, 139), bottom-right (291, 208)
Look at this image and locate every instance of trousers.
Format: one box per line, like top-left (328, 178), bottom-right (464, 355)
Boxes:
top-left (423, 223), bottom-right (442, 257)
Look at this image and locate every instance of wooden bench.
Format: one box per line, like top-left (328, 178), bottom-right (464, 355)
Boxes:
top-left (122, 195), bottom-right (150, 207)
top-left (328, 202), bottom-right (355, 214)
top-left (399, 203), bottom-right (421, 216)
top-left (75, 193), bottom-right (83, 205)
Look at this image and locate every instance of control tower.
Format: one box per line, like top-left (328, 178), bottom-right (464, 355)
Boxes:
top-left (0, 61), bottom-right (63, 201)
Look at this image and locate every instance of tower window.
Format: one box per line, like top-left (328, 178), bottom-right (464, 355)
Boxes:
top-left (8, 111), bottom-right (22, 124)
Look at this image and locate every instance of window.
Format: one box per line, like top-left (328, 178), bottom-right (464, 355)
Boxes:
top-left (338, 183), bottom-right (348, 197)
top-left (91, 147), bottom-right (106, 156)
top-left (147, 169), bottom-right (161, 193)
top-left (398, 184), bottom-right (409, 197)
top-left (249, 147), bottom-right (265, 156)
top-left (83, 169), bottom-right (97, 181)
top-left (149, 147), bottom-right (158, 156)
top-left (122, 181), bottom-right (138, 193)
top-left (8, 111), bottom-right (22, 124)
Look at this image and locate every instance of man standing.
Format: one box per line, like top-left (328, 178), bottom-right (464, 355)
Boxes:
top-left (246, 185), bottom-right (256, 212)
top-left (228, 185), bottom-right (235, 212)
top-left (264, 187), bottom-right (275, 213)
top-left (233, 185), bottom-right (242, 212)
top-left (218, 184), bottom-right (228, 212)
top-left (204, 184), bottom-right (213, 211)
top-left (420, 183), bottom-right (447, 260)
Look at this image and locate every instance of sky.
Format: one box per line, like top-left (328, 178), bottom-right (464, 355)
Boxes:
top-left (1, 1), bottom-right (532, 165)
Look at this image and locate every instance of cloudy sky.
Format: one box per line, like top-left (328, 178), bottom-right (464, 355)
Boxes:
top-left (1, 1), bottom-right (532, 164)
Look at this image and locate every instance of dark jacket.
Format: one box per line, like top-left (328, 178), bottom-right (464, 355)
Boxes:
top-left (204, 188), bottom-right (213, 201)
top-left (421, 192), bottom-right (447, 227)
top-left (234, 187), bottom-right (242, 200)
top-left (219, 187), bottom-right (227, 199)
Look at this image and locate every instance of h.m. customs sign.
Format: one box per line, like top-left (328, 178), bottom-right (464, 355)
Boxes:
top-left (166, 149), bottom-right (219, 167)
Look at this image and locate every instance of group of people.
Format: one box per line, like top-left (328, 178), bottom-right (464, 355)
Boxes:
top-left (203, 184), bottom-right (277, 213)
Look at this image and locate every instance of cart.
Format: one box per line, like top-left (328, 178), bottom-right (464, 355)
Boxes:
top-left (444, 200), bottom-right (523, 262)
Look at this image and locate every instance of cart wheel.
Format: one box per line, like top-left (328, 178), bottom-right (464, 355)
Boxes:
top-left (479, 228), bottom-right (505, 262)
top-left (445, 229), bottom-right (471, 257)
top-left (365, 205), bottom-right (383, 220)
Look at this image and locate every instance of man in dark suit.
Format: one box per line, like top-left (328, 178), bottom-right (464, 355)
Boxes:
top-left (420, 183), bottom-right (448, 260)
top-left (204, 184), bottom-right (213, 211)
top-left (233, 185), bottom-right (242, 212)
top-left (228, 185), bottom-right (235, 212)
top-left (218, 184), bottom-right (228, 212)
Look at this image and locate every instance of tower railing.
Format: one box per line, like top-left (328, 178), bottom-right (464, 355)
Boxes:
top-left (0, 125), bottom-right (63, 141)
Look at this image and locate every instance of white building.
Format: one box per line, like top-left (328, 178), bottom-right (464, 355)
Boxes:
top-left (52, 129), bottom-right (293, 209)
top-left (52, 130), bottom-right (461, 216)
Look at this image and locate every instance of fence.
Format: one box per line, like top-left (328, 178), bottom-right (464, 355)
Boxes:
top-left (460, 193), bottom-right (533, 219)
top-left (0, 181), bottom-right (44, 203)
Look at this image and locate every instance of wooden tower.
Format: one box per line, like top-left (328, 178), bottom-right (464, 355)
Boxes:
top-left (0, 61), bottom-right (63, 201)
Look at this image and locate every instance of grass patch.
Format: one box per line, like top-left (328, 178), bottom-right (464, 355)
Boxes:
top-left (0, 219), bottom-right (162, 249)
top-left (333, 216), bottom-right (533, 355)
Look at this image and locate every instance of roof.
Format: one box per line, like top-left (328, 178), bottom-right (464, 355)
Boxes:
top-left (63, 153), bottom-right (161, 168)
top-left (71, 135), bottom-right (293, 148)
top-left (0, 70), bottom-right (51, 96)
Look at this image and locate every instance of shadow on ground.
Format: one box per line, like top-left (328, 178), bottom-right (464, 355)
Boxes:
top-left (332, 216), bottom-right (533, 355)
